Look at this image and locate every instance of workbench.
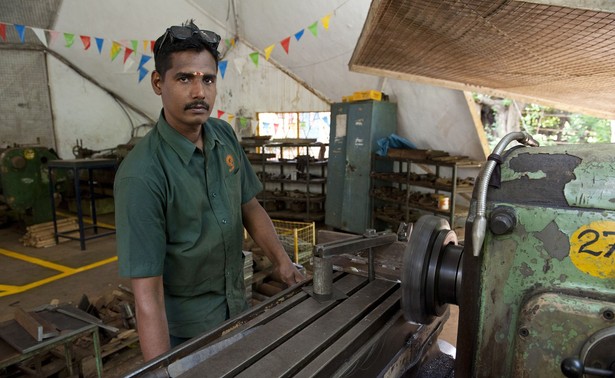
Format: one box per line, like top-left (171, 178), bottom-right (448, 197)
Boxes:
top-left (48, 158), bottom-right (117, 250)
top-left (0, 308), bottom-right (103, 377)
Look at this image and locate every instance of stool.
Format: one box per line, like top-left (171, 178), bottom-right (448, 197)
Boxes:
top-left (48, 159), bottom-right (117, 250)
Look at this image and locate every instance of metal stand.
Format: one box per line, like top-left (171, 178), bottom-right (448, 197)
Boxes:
top-left (48, 158), bottom-right (117, 250)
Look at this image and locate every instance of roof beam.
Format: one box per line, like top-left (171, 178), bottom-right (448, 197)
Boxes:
top-left (514, 0), bottom-right (615, 13)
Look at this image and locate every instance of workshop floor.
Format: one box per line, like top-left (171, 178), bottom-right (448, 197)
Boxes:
top-left (0, 215), bottom-right (458, 376)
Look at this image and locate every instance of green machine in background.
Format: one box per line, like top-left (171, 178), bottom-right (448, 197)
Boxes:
top-left (0, 146), bottom-right (66, 226)
top-left (402, 132), bottom-right (615, 377)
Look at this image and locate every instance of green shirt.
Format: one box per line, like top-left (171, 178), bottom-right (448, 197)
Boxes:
top-left (114, 112), bottom-right (262, 337)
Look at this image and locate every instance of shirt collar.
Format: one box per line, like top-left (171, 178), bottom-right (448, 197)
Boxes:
top-left (156, 110), bottom-right (226, 165)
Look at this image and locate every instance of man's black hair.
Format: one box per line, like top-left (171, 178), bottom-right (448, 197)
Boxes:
top-left (153, 19), bottom-right (219, 78)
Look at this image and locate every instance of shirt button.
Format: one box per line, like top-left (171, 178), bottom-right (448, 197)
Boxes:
top-left (222, 219), bottom-right (228, 224)
top-left (211, 193), bottom-right (217, 198)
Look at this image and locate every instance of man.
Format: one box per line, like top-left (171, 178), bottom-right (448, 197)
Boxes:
top-left (114, 20), bottom-right (304, 361)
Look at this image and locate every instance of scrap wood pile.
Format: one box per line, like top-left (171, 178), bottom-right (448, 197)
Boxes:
top-left (20, 218), bottom-right (79, 248)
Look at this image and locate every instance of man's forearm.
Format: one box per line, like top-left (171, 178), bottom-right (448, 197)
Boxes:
top-left (136, 307), bottom-right (171, 361)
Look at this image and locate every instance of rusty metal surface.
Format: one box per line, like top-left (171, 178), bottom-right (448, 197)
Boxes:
top-left (461, 143), bottom-right (615, 377)
top-left (514, 293), bottom-right (615, 375)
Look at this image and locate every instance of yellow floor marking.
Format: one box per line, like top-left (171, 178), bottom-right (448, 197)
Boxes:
top-left (0, 213), bottom-right (116, 296)
top-left (0, 250), bottom-right (118, 297)
top-left (0, 248), bottom-right (76, 273)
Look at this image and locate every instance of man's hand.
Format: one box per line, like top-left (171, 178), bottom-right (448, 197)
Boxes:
top-left (272, 260), bottom-right (305, 287)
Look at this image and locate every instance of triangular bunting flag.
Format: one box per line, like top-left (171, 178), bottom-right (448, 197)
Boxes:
top-left (123, 57), bottom-right (135, 72)
top-left (80, 35), bottom-right (91, 50)
top-left (280, 36), bottom-right (291, 54)
top-left (151, 40), bottom-right (155, 52)
top-left (249, 52), bottom-right (259, 67)
top-left (234, 58), bottom-right (245, 75)
top-left (228, 114), bottom-right (235, 123)
top-left (264, 44), bottom-right (274, 60)
top-left (95, 37), bottom-right (104, 53)
top-left (48, 30), bottom-right (60, 46)
top-left (138, 67), bottom-right (149, 83)
top-left (15, 24), bottom-right (26, 43)
top-left (219, 60), bottom-right (228, 79)
top-left (143, 40), bottom-right (149, 52)
top-left (32, 28), bottom-right (48, 47)
top-left (124, 48), bottom-right (134, 64)
top-left (0, 23), bottom-right (6, 41)
top-left (217, 110), bottom-right (225, 118)
top-left (308, 22), bottom-right (318, 37)
top-left (239, 117), bottom-right (248, 129)
top-left (64, 33), bottom-right (75, 47)
top-left (110, 41), bottom-right (122, 61)
top-left (138, 55), bottom-right (151, 70)
top-left (131, 40), bottom-right (138, 52)
top-left (294, 29), bottom-right (304, 41)
top-left (321, 14), bottom-right (331, 29)
top-left (225, 37), bottom-right (236, 48)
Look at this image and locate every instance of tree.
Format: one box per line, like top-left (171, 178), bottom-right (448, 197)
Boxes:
top-left (474, 94), bottom-right (612, 148)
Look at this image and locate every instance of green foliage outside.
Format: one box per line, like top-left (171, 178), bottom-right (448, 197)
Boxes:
top-left (475, 94), bottom-right (612, 147)
top-left (521, 104), bottom-right (612, 145)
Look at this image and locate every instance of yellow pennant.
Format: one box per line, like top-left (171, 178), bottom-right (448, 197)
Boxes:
top-left (321, 14), bottom-right (332, 29)
top-left (264, 44), bottom-right (275, 60)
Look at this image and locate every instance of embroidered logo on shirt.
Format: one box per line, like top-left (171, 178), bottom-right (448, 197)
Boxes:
top-left (226, 154), bottom-right (235, 172)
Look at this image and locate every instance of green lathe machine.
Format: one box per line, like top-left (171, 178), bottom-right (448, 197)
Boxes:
top-left (403, 132), bottom-right (615, 377)
top-left (0, 145), bottom-right (66, 226)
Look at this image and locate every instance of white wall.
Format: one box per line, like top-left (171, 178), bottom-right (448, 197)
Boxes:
top-left (47, 55), bottom-right (150, 159)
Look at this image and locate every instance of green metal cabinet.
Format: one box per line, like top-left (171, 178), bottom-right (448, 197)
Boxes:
top-left (325, 100), bottom-right (397, 234)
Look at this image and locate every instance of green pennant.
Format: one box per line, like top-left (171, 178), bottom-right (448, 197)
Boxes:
top-left (64, 33), bottom-right (75, 47)
top-left (240, 117), bottom-right (248, 129)
top-left (308, 22), bottom-right (318, 37)
top-left (249, 52), bottom-right (259, 67)
top-left (131, 39), bottom-right (138, 51)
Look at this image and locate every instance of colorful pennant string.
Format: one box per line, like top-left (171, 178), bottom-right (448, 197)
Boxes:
top-left (0, 8), bottom-right (333, 104)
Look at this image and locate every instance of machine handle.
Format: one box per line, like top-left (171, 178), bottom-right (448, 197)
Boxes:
top-left (561, 357), bottom-right (615, 377)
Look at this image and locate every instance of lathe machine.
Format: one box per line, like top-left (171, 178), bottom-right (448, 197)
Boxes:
top-left (0, 145), bottom-right (66, 226)
top-left (125, 132), bottom-right (614, 377)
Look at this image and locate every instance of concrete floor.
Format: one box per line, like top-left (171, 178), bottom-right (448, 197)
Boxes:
top-left (0, 215), bottom-right (458, 375)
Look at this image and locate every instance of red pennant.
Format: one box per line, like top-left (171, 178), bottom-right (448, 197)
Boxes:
top-left (123, 48), bottom-right (134, 64)
top-left (0, 23), bottom-right (6, 41)
top-left (80, 35), bottom-right (91, 50)
top-left (151, 40), bottom-right (155, 52)
top-left (217, 110), bottom-right (225, 118)
top-left (280, 36), bottom-right (291, 54)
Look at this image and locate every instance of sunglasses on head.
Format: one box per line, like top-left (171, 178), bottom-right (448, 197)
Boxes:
top-left (159, 25), bottom-right (221, 53)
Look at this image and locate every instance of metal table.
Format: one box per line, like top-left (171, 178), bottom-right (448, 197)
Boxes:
top-left (0, 310), bottom-right (103, 377)
top-left (48, 158), bottom-right (117, 250)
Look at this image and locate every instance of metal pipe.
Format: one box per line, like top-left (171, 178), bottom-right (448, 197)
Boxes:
top-left (312, 257), bottom-right (333, 300)
top-left (471, 131), bottom-right (539, 256)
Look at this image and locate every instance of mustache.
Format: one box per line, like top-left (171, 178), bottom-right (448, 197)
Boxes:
top-left (185, 101), bottom-right (210, 111)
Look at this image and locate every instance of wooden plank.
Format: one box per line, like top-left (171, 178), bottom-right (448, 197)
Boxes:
top-left (236, 279), bottom-right (399, 377)
top-left (179, 274), bottom-right (368, 378)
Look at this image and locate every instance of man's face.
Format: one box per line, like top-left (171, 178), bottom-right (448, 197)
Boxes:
top-left (151, 50), bottom-right (217, 131)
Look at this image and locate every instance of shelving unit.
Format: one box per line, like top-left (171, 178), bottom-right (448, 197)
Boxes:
top-left (243, 140), bottom-right (328, 222)
top-left (370, 153), bottom-right (481, 232)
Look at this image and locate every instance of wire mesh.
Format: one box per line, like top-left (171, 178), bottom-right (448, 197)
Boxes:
top-left (272, 219), bottom-right (315, 264)
top-left (350, 0), bottom-right (615, 118)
